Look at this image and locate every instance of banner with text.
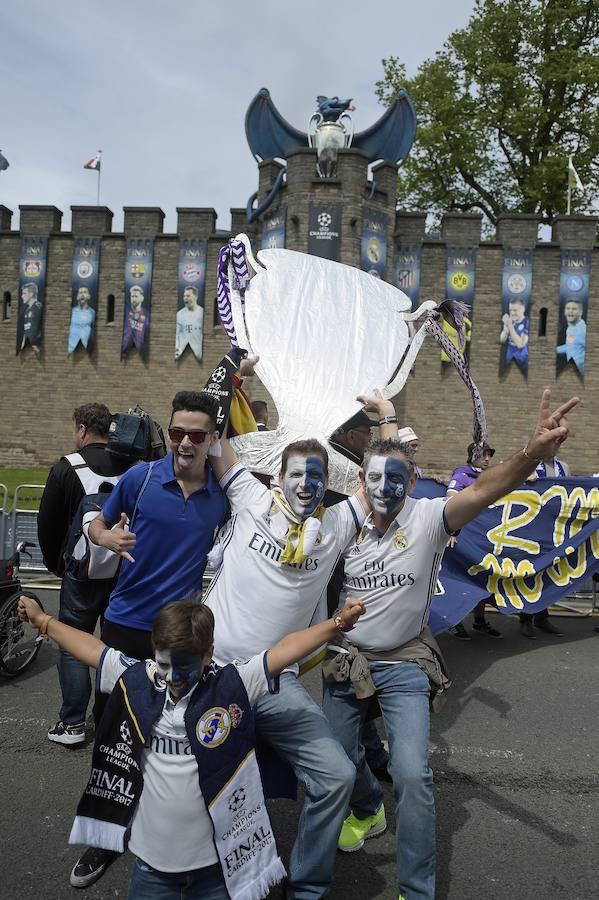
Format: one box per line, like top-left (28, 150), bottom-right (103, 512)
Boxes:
top-left (308, 204), bottom-right (341, 261)
top-left (122, 240), bottom-right (153, 359)
top-left (392, 244), bottom-right (421, 310)
top-left (360, 209), bottom-right (387, 279)
top-left (16, 236), bottom-right (48, 356)
top-left (260, 206), bottom-right (286, 250)
top-left (499, 249), bottom-right (533, 376)
top-left (176, 240), bottom-right (207, 361)
top-left (69, 237), bottom-right (101, 354)
top-left (556, 250), bottom-right (590, 379)
top-left (441, 248), bottom-right (476, 364)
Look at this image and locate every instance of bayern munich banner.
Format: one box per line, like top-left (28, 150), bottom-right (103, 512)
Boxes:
top-left (556, 250), bottom-right (590, 378)
top-left (441, 248), bottom-right (476, 364)
top-left (360, 208), bottom-right (388, 279)
top-left (308, 203), bottom-right (341, 261)
top-left (69, 238), bottom-right (100, 354)
top-left (16, 236), bottom-right (48, 356)
top-left (499, 250), bottom-right (533, 376)
top-left (392, 245), bottom-right (421, 310)
top-left (121, 240), bottom-right (153, 359)
top-left (176, 240), bottom-right (207, 361)
top-left (260, 206), bottom-right (286, 250)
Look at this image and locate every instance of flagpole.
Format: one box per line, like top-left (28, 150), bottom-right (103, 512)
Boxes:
top-left (97, 150), bottom-right (102, 206)
top-left (567, 155), bottom-right (572, 216)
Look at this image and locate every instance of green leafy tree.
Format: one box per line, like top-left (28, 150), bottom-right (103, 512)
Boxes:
top-left (376, 0), bottom-right (599, 225)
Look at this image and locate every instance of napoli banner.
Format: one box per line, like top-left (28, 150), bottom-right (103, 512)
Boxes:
top-left (176, 240), bottom-right (207, 361)
top-left (556, 250), bottom-right (590, 378)
top-left (308, 203), bottom-right (341, 261)
top-left (392, 244), bottom-right (421, 310)
top-left (260, 206), bottom-right (286, 250)
top-left (121, 240), bottom-right (153, 359)
top-left (68, 238), bottom-right (100, 354)
top-left (16, 237), bottom-right (48, 356)
top-left (360, 209), bottom-right (387, 279)
top-left (499, 249), bottom-right (533, 376)
top-left (441, 248), bottom-right (476, 364)
top-left (410, 478), bottom-right (599, 635)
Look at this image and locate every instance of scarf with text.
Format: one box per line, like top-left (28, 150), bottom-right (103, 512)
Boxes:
top-left (270, 484), bottom-right (325, 564)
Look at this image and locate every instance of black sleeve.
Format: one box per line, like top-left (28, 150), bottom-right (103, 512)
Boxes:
top-left (326, 558), bottom-right (346, 618)
top-left (37, 461), bottom-right (74, 575)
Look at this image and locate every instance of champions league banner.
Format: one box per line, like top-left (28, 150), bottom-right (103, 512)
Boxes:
top-left (122, 240), bottom-right (153, 359)
top-left (392, 245), bottom-right (421, 310)
top-left (411, 478), bottom-right (599, 635)
top-left (360, 209), bottom-right (387, 279)
top-left (202, 347), bottom-right (247, 435)
top-left (68, 238), bottom-right (100, 354)
top-left (308, 203), bottom-right (341, 261)
top-left (260, 206), bottom-right (286, 250)
top-left (499, 250), bottom-right (533, 376)
top-left (176, 240), bottom-right (207, 361)
top-left (441, 248), bottom-right (476, 364)
top-left (17, 237), bottom-right (48, 356)
top-left (556, 250), bottom-right (590, 378)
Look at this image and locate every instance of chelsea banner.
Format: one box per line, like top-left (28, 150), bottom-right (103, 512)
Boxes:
top-left (69, 238), bottom-right (100, 354)
top-left (441, 248), bottom-right (476, 364)
top-left (556, 250), bottom-right (590, 378)
top-left (176, 240), bottom-right (207, 361)
top-left (260, 206), bottom-right (286, 250)
top-left (499, 250), bottom-right (533, 376)
top-left (360, 209), bottom-right (387, 279)
top-left (16, 236), bottom-right (48, 356)
top-left (122, 240), bottom-right (153, 359)
top-left (392, 245), bottom-right (421, 310)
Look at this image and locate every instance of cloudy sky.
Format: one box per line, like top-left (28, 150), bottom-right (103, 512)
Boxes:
top-left (0, 0), bottom-right (476, 232)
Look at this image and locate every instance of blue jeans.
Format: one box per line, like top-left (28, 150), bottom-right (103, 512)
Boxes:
top-left (323, 661), bottom-right (435, 900)
top-left (255, 671), bottom-right (356, 899)
top-left (128, 859), bottom-right (227, 900)
top-left (363, 718), bottom-right (389, 769)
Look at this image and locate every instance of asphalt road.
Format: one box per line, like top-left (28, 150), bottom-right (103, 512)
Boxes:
top-left (1, 588), bottom-right (597, 900)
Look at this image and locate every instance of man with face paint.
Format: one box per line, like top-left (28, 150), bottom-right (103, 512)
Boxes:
top-left (323, 389), bottom-right (579, 900)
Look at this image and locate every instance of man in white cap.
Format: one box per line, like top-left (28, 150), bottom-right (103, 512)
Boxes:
top-left (397, 426), bottom-right (422, 477)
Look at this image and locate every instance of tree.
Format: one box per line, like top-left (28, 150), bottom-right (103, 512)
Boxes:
top-left (376, 0), bottom-right (599, 226)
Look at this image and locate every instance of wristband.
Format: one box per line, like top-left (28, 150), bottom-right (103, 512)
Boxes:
top-left (378, 415), bottom-right (398, 426)
top-left (38, 614), bottom-right (53, 637)
top-left (522, 445), bottom-right (541, 462)
top-left (333, 610), bottom-right (354, 632)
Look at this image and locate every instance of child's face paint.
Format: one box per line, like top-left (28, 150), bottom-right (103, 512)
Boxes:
top-left (281, 455), bottom-right (326, 518)
top-left (155, 649), bottom-right (204, 699)
top-left (364, 454), bottom-right (410, 516)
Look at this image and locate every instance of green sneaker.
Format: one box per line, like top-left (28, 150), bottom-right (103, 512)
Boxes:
top-left (338, 803), bottom-right (386, 852)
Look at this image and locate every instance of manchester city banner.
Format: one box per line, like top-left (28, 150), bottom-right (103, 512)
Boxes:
top-left (308, 204), bottom-right (341, 261)
top-left (69, 238), bottom-right (101, 354)
top-left (499, 250), bottom-right (533, 376)
top-left (176, 240), bottom-right (207, 361)
top-left (260, 206), bottom-right (286, 250)
top-left (409, 478), bottom-right (599, 635)
top-left (122, 240), bottom-right (153, 359)
top-left (360, 209), bottom-right (388, 279)
top-left (441, 248), bottom-right (476, 364)
top-left (392, 245), bottom-right (421, 310)
top-left (556, 250), bottom-right (590, 378)
top-left (16, 236), bottom-right (48, 356)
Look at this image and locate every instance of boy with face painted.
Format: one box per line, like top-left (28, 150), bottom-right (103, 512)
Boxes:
top-left (17, 593), bottom-right (365, 900)
top-left (323, 389), bottom-right (579, 900)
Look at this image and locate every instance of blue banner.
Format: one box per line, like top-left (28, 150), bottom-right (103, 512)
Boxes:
top-left (260, 206), bottom-right (286, 250)
top-left (499, 249), bottom-right (532, 376)
top-left (122, 240), bottom-right (153, 359)
top-left (360, 209), bottom-right (387, 279)
top-left (411, 478), bottom-right (599, 635)
top-left (176, 240), bottom-right (207, 361)
top-left (442, 248), bottom-right (476, 363)
top-left (17, 236), bottom-right (48, 356)
top-left (556, 250), bottom-right (590, 378)
top-left (392, 244), bottom-right (421, 310)
top-left (69, 237), bottom-right (100, 354)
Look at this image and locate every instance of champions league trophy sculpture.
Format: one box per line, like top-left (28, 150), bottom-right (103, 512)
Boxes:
top-left (308, 96), bottom-right (355, 179)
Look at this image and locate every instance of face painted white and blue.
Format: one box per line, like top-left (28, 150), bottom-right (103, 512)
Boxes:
top-left (282, 455), bottom-right (326, 518)
top-left (364, 454), bottom-right (410, 516)
top-left (155, 649), bottom-right (204, 698)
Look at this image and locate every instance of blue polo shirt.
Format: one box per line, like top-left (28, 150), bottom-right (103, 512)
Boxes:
top-left (102, 454), bottom-right (228, 631)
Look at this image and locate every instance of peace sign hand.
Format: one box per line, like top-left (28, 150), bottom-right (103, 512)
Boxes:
top-left (526, 389), bottom-right (580, 462)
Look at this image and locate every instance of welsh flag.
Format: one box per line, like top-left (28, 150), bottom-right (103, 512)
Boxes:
top-left (84, 151), bottom-right (102, 171)
top-left (568, 156), bottom-right (583, 192)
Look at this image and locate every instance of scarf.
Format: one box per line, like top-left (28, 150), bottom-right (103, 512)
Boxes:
top-left (270, 484), bottom-right (325, 564)
top-left (535, 458), bottom-right (566, 478)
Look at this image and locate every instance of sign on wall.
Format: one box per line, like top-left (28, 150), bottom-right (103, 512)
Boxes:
top-left (260, 206), bottom-right (286, 250)
top-left (499, 249), bottom-right (533, 376)
top-left (556, 250), bottom-right (590, 378)
top-left (442, 248), bottom-right (476, 364)
top-left (69, 238), bottom-right (101, 354)
top-left (176, 240), bottom-right (207, 361)
top-left (392, 244), bottom-right (421, 310)
top-left (308, 204), bottom-right (341, 261)
top-left (360, 209), bottom-right (387, 279)
top-left (121, 240), bottom-right (153, 359)
top-left (16, 236), bottom-right (47, 356)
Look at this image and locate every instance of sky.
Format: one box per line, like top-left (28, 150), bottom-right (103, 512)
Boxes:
top-left (0, 0), bottom-right (476, 233)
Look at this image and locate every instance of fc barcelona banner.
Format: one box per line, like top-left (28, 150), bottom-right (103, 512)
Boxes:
top-left (392, 245), bottom-right (421, 310)
top-left (176, 240), bottom-right (207, 361)
top-left (260, 206), bottom-right (286, 250)
top-left (360, 209), bottom-right (387, 279)
top-left (441, 248), bottom-right (476, 364)
top-left (308, 203), bottom-right (341, 261)
top-left (410, 478), bottom-right (599, 635)
top-left (556, 250), bottom-right (590, 378)
top-left (499, 250), bottom-right (533, 376)
top-left (69, 238), bottom-right (100, 354)
top-left (16, 236), bottom-right (47, 356)
top-left (122, 240), bottom-right (153, 359)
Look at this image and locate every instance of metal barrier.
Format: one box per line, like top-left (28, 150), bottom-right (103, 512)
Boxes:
top-left (0, 484), bottom-right (7, 559)
top-left (9, 484), bottom-right (46, 571)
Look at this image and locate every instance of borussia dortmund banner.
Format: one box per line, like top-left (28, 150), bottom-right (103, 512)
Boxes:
top-left (176, 240), bottom-right (207, 361)
top-left (556, 250), bottom-right (590, 378)
top-left (16, 236), bottom-right (48, 356)
top-left (360, 209), bottom-right (387, 279)
top-left (69, 238), bottom-right (101, 354)
top-left (392, 245), bottom-right (421, 310)
top-left (441, 248), bottom-right (476, 364)
top-left (499, 250), bottom-right (533, 376)
top-left (122, 240), bottom-right (153, 359)
top-left (260, 206), bottom-right (286, 250)
top-left (308, 204), bottom-right (341, 261)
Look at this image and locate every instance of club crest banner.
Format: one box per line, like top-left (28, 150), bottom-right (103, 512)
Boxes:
top-left (441, 248), bottom-right (476, 364)
top-left (499, 250), bottom-right (533, 376)
top-left (69, 238), bottom-right (100, 354)
top-left (392, 245), bottom-right (421, 310)
top-left (176, 240), bottom-right (207, 361)
top-left (260, 206), bottom-right (286, 250)
top-left (122, 240), bottom-right (153, 359)
top-left (308, 204), bottom-right (341, 261)
top-left (16, 236), bottom-right (47, 356)
top-left (360, 209), bottom-right (387, 279)
top-left (556, 250), bottom-right (590, 378)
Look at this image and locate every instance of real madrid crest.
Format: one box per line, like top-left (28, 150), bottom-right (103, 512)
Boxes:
top-left (393, 528), bottom-right (409, 551)
top-left (196, 706), bottom-right (232, 748)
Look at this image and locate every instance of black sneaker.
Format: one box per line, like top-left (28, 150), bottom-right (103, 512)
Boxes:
top-left (47, 720), bottom-right (86, 746)
top-left (472, 619), bottom-right (503, 639)
top-left (448, 623), bottom-right (471, 640)
top-left (70, 847), bottom-right (117, 888)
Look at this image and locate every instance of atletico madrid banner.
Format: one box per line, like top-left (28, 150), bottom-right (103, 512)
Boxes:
top-left (122, 240), bottom-right (153, 359)
top-left (556, 250), bottom-right (590, 379)
top-left (392, 245), bottom-right (421, 310)
top-left (260, 206), bottom-right (286, 250)
top-left (16, 237), bottom-right (48, 356)
top-left (441, 248), bottom-right (476, 364)
top-left (176, 241), bottom-right (207, 361)
top-left (499, 250), bottom-right (533, 376)
top-left (69, 238), bottom-right (101, 354)
top-left (360, 209), bottom-right (387, 279)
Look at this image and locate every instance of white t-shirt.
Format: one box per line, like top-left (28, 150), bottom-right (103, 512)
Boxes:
top-left (204, 465), bottom-right (365, 668)
top-left (98, 647), bottom-right (273, 872)
top-left (175, 305), bottom-right (204, 359)
top-left (338, 495), bottom-right (450, 654)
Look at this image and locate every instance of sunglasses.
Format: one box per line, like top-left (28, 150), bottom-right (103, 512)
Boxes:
top-left (168, 427), bottom-right (210, 445)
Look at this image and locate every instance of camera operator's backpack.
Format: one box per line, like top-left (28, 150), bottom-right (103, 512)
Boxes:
top-left (107, 405), bottom-right (166, 462)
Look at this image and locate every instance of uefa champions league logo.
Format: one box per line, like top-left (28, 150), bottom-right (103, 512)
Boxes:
top-left (317, 212), bottom-right (332, 229)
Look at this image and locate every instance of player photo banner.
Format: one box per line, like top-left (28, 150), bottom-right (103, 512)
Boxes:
top-left (260, 206), bottom-right (286, 250)
top-left (360, 209), bottom-right (388, 279)
top-left (556, 250), bottom-right (590, 378)
top-left (441, 248), bottom-right (476, 364)
top-left (176, 240), bottom-right (207, 361)
top-left (392, 244), bottom-right (421, 310)
top-left (122, 240), bottom-right (153, 359)
top-left (499, 250), bottom-right (533, 376)
top-left (16, 237), bottom-right (48, 356)
top-left (308, 203), bottom-right (341, 261)
top-left (69, 238), bottom-right (101, 354)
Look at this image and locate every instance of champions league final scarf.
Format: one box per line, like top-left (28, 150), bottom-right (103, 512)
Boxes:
top-left (70, 659), bottom-right (285, 900)
top-left (270, 485), bottom-right (325, 565)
